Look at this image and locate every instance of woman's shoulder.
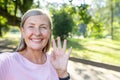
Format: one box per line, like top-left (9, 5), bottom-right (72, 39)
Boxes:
top-left (0, 52), bottom-right (17, 78)
top-left (0, 52), bottom-right (17, 64)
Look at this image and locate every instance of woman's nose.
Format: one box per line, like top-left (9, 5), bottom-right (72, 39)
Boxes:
top-left (34, 28), bottom-right (41, 36)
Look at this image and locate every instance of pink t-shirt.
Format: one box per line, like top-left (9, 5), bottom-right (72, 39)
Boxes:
top-left (0, 52), bottom-right (59, 80)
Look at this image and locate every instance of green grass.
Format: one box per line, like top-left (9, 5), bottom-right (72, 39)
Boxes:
top-left (67, 38), bottom-right (120, 66)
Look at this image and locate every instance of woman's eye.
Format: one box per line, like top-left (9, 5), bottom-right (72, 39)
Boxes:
top-left (40, 26), bottom-right (47, 30)
top-left (28, 26), bottom-right (34, 28)
top-left (43, 27), bottom-right (47, 29)
top-left (27, 26), bottom-right (34, 29)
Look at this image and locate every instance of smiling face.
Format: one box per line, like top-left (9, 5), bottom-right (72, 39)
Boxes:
top-left (21, 15), bottom-right (51, 51)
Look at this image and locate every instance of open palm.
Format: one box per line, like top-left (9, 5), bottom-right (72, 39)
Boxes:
top-left (50, 37), bottom-right (72, 77)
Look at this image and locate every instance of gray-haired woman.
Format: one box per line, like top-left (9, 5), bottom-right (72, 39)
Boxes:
top-left (0, 9), bottom-right (72, 80)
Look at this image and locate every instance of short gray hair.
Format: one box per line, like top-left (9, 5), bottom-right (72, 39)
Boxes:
top-left (16, 9), bottom-right (52, 54)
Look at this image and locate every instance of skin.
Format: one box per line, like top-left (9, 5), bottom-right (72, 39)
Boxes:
top-left (51, 37), bottom-right (72, 78)
top-left (20, 15), bottom-right (72, 78)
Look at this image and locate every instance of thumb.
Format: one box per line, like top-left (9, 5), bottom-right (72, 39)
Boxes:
top-left (67, 47), bottom-right (72, 58)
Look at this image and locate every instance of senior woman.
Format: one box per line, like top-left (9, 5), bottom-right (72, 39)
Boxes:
top-left (0, 9), bottom-right (72, 80)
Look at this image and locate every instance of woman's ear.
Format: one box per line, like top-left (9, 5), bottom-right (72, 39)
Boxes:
top-left (20, 27), bottom-right (24, 32)
top-left (20, 27), bottom-right (25, 38)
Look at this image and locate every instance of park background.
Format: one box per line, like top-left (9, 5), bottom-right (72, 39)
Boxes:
top-left (0, 0), bottom-right (120, 79)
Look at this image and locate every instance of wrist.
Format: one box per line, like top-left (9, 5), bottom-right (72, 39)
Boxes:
top-left (58, 71), bottom-right (68, 78)
top-left (59, 72), bottom-right (70, 80)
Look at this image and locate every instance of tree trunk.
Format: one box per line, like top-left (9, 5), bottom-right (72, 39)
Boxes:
top-left (111, 0), bottom-right (114, 40)
top-left (0, 24), bottom-right (2, 37)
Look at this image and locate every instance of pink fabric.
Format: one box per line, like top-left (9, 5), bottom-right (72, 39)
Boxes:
top-left (0, 52), bottom-right (59, 80)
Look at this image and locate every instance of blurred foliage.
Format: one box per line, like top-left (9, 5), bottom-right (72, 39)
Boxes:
top-left (52, 8), bottom-right (74, 40)
top-left (0, 0), bottom-right (34, 37)
top-left (77, 4), bottom-right (91, 24)
top-left (0, 0), bottom-right (120, 40)
top-left (0, 16), bottom-right (9, 37)
top-left (90, 0), bottom-right (120, 40)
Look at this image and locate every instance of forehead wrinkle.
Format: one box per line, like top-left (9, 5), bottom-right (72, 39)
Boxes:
top-left (28, 22), bottom-right (35, 25)
top-left (24, 15), bottom-right (50, 28)
top-left (26, 21), bottom-right (49, 28)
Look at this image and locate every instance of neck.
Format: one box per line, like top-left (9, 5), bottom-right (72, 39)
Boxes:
top-left (20, 48), bottom-right (46, 64)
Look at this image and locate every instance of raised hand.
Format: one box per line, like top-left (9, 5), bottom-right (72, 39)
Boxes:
top-left (50, 37), bottom-right (72, 78)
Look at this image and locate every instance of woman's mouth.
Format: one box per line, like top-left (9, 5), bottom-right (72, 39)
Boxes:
top-left (31, 38), bottom-right (42, 43)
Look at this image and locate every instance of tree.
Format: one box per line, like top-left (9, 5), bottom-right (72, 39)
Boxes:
top-left (52, 9), bottom-right (74, 40)
top-left (77, 4), bottom-right (91, 37)
top-left (0, 0), bottom-right (34, 36)
top-left (77, 4), bottom-right (91, 24)
top-left (91, 0), bottom-right (120, 40)
top-left (87, 0), bottom-right (111, 39)
top-left (112, 0), bottom-right (120, 40)
top-left (110, 0), bottom-right (114, 39)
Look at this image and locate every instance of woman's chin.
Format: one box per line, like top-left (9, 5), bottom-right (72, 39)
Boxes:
top-left (30, 46), bottom-right (43, 51)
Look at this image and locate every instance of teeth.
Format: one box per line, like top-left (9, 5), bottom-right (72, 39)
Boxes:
top-left (31, 39), bottom-right (42, 42)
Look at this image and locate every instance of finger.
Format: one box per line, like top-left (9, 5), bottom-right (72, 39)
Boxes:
top-left (52, 39), bottom-right (57, 50)
top-left (67, 47), bottom-right (72, 57)
top-left (57, 37), bottom-right (61, 49)
top-left (63, 39), bottom-right (67, 52)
